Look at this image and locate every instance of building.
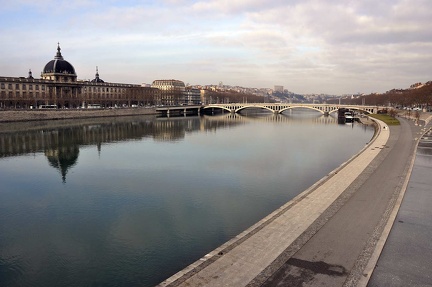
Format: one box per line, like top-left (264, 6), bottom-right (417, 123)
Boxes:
top-left (151, 79), bottom-right (185, 106)
top-left (0, 44), bottom-right (159, 109)
top-left (183, 88), bottom-right (201, 105)
top-left (274, 85), bottom-right (284, 93)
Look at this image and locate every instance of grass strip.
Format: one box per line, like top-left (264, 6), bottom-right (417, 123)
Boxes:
top-left (369, 114), bottom-right (400, 125)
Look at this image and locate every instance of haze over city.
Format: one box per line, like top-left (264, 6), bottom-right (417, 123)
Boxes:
top-left (1, 0), bottom-right (431, 95)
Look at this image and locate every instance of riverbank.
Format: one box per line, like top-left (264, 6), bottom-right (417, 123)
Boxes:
top-left (157, 115), bottom-right (426, 286)
top-left (157, 118), bottom-right (389, 287)
top-left (0, 107), bottom-right (157, 123)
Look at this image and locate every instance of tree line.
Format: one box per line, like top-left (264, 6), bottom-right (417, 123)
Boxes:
top-left (328, 81), bottom-right (432, 109)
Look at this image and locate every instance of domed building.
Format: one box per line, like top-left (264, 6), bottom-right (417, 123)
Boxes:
top-left (0, 43), bottom-right (160, 109)
top-left (41, 43), bottom-right (77, 82)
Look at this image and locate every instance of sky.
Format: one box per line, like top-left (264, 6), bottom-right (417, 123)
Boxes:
top-left (0, 0), bottom-right (431, 95)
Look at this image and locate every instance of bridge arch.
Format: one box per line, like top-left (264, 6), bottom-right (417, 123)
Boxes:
top-left (279, 106), bottom-right (325, 114)
top-left (235, 105), bottom-right (276, 113)
top-left (202, 105), bottom-right (233, 113)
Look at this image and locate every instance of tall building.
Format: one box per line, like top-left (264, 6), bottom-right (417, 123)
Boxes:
top-left (274, 85), bottom-right (284, 93)
top-left (151, 79), bottom-right (185, 106)
top-left (0, 44), bottom-right (159, 109)
top-left (183, 88), bottom-right (201, 105)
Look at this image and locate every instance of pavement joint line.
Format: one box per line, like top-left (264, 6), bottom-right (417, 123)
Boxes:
top-left (158, 119), bottom-right (389, 287)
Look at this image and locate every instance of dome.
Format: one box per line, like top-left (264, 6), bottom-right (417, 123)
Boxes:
top-left (42, 43), bottom-right (76, 75)
top-left (91, 66), bottom-right (104, 83)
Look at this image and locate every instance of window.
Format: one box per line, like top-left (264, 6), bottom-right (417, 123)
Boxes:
top-left (16, 84), bottom-right (19, 89)
top-left (0, 83), bottom-right (4, 89)
top-left (22, 84), bottom-right (26, 90)
top-left (8, 84), bottom-right (12, 89)
top-left (42, 85), bottom-right (45, 91)
top-left (29, 84), bottom-right (33, 90)
top-left (35, 85), bottom-right (39, 90)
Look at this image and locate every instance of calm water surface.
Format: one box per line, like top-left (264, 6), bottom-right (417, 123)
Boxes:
top-left (0, 110), bottom-right (374, 286)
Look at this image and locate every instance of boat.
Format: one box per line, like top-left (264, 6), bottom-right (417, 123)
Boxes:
top-left (344, 111), bottom-right (355, 123)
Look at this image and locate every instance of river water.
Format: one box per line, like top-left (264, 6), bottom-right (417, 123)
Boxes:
top-left (0, 110), bottom-right (374, 286)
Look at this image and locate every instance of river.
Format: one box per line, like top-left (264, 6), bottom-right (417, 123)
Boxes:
top-left (0, 109), bottom-right (374, 286)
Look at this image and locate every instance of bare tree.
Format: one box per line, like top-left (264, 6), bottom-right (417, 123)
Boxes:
top-left (388, 108), bottom-right (397, 118)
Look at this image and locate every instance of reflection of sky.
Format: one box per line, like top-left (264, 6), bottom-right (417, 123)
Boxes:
top-left (0, 115), bottom-right (374, 287)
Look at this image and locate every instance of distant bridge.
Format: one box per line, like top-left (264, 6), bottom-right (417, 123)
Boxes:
top-left (155, 103), bottom-right (380, 116)
top-left (202, 103), bottom-right (379, 115)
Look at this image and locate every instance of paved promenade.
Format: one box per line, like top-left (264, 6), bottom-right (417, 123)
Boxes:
top-left (158, 116), bottom-right (426, 286)
top-left (368, 121), bottom-right (432, 286)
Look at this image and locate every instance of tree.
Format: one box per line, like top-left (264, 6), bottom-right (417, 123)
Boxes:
top-left (388, 108), bottom-right (398, 118)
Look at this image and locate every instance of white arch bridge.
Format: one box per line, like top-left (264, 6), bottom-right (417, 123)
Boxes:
top-left (202, 103), bottom-right (379, 115)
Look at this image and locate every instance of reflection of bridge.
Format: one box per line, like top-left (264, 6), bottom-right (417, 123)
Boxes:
top-left (202, 112), bottom-right (339, 125)
top-left (203, 103), bottom-right (379, 115)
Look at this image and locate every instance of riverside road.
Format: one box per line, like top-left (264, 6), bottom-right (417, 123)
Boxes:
top-left (158, 116), bottom-right (430, 287)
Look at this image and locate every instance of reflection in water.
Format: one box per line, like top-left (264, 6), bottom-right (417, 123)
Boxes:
top-left (0, 116), bottom-right (246, 182)
top-left (0, 112), bottom-right (342, 182)
top-left (0, 112), bottom-right (375, 287)
top-left (46, 146), bottom-right (79, 183)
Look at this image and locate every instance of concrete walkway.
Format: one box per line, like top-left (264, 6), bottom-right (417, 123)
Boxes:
top-left (367, 122), bottom-right (432, 286)
top-left (158, 115), bottom-right (418, 286)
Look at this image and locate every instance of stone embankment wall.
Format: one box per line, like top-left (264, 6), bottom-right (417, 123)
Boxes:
top-left (0, 108), bottom-right (157, 123)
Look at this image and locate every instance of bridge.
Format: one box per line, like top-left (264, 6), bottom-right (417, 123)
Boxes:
top-left (202, 103), bottom-right (379, 115)
top-left (156, 103), bottom-right (380, 116)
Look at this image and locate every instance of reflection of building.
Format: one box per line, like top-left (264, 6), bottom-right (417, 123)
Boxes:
top-left (0, 116), bottom-right (244, 181)
top-left (45, 146), bottom-right (79, 183)
top-left (0, 44), bottom-right (159, 109)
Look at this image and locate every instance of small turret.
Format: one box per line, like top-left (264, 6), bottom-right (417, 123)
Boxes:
top-left (91, 66), bottom-right (104, 83)
top-left (27, 69), bottom-right (34, 79)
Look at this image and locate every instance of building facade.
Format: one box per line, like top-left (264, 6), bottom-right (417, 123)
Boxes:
top-left (274, 85), bottom-right (284, 93)
top-left (151, 79), bottom-right (186, 106)
top-left (183, 88), bottom-right (201, 105)
top-left (0, 44), bottom-right (159, 109)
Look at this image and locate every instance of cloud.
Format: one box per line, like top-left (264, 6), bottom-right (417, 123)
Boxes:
top-left (0, 0), bottom-right (431, 94)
